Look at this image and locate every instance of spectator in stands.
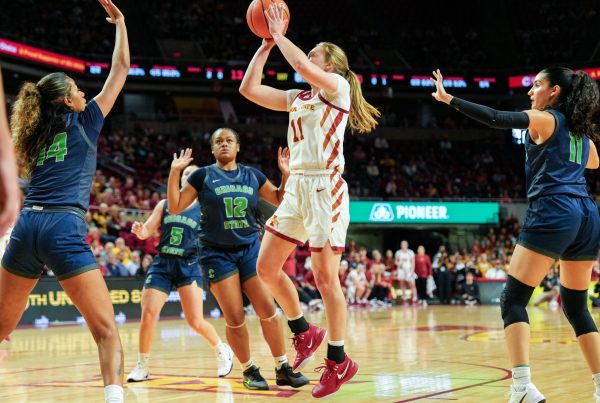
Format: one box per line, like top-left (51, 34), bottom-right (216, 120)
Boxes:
top-left (460, 272), bottom-right (480, 306)
top-left (476, 253), bottom-right (493, 278)
top-left (122, 250), bottom-right (141, 276)
top-left (136, 254), bottom-right (153, 279)
top-left (106, 254), bottom-right (125, 277)
top-left (437, 252), bottom-right (453, 304)
top-left (486, 259), bottom-right (508, 280)
top-left (533, 267), bottom-right (559, 309)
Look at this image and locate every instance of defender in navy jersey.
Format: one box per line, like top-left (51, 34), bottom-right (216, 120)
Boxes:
top-left (167, 128), bottom-right (308, 390)
top-left (126, 165), bottom-right (233, 383)
top-left (432, 67), bottom-right (600, 403)
top-left (0, 2), bottom-right (129, 402)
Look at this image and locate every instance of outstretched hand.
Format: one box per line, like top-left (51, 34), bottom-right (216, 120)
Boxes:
top-left (171, 148), bottom-right (194, 172)
top-left (430, 69), bottom-right (453, 104)
top-left (265, 3), bottom-right (288, 38)
top-left (277, 146), bottom-right (290, 176)
top-left (98, 0), bottom-right (125, 24)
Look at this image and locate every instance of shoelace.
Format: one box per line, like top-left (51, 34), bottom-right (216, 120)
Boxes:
top-left (314, 361), bottom-right (338, 381)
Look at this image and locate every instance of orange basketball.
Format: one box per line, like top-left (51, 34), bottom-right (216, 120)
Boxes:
top-left (246, 0), bottom-right (290, 39)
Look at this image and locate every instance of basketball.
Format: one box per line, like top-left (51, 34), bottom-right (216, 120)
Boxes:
top-left (246, 0), bottom-right (290, 39)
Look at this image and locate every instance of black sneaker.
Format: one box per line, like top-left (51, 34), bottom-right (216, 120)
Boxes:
top-left (276, 362), bottom-right (309, 388)
top-left (243, 365), bottom-right (269, 390)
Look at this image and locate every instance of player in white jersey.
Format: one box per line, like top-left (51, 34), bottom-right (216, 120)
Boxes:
top-left (0, 67), bottom-right (19, 238)
top-left (239, 4), bottom-right (380, 398)
top-left (394, 240), bottom-right (417, 304)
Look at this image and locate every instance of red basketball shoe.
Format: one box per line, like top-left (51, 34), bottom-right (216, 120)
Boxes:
top-left (291, 323), bottom-right (327, 371)
top-left (312, 354), bottom-right (359, 398)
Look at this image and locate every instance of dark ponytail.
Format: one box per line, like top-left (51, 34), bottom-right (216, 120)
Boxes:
top-left (541, 67), bottom-right (600, 141)
top-left (11, 72), bottom-right (71, 178)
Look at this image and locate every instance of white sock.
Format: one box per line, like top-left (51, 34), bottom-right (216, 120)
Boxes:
top-left (328, 340), bottom-right (344, 347)
top-left (274, 355), bottom-right (288, 369)
top-left (512, 366), bottom-right (531, 388)
top-left (213, 340), bottom-right (225, 352)
top-left (104, 384), bottom-right (123, 403)
top-left (241, 359), bottom-right (254, 372)
top-left (593, 373), bottom-right (600, 394)
top-left (138, 352), bottom-right (150, 366)
top-left (286, 313), bottom-right (303, 321)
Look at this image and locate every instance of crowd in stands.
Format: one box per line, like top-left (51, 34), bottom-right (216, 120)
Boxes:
top-left (3, 0), bottom-right (598, 70)
top-left (95, 125), bottom-right (530, 203)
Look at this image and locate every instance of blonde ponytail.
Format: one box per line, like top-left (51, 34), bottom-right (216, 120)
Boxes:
top-left (316, 42), bottom-right (380, 134)
top-left (346, 70), bottom-right (380, 134)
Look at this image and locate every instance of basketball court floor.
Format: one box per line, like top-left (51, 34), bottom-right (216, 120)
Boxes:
top-left (0, 305), bottom-right (592, 402)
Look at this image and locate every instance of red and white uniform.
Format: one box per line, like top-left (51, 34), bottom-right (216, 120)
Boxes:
top-left (265, 74), bottom-right (350, 251)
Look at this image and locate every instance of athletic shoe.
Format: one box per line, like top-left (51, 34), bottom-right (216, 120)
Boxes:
top-left (242, 365), bottom-right (269, 390)
top-left (217, 343), bottom-right (234, 377)
top-left (127, 362), bottom-right (149, 382)
top-left (311, 353), bottom-right (358, 398)
top-left (508, 383), bottom-right (546, 403)
top-left (548, 300), bottom-right (559, 310)
top-left (595, 392), bottom-right (600, 403)
top-left (276, 362), bottom-right (309, 388)
top-left (291, 323), bottom-right (327, 372)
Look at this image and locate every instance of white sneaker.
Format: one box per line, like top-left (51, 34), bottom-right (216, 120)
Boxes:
top-left (508, 383), bottom-right (546, 403)
top-left (127, 362), bottom-right (149, 382)
top-left (217, 343), bottom-right (234, 377)
top-left (595, 392), bottom-right (600, 403)
top-left (549, 300), bottom-right (559, 310)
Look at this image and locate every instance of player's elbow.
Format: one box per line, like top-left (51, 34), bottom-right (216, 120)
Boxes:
top-left (294, 61), bottom-right (310, 75)
top-left (239, 83), bottom-right (255, 100)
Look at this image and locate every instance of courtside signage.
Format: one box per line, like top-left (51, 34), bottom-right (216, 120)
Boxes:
top-left (351, 201), bottom-right (499, 224)
top-left (0, 38), bottom-right (85, 73)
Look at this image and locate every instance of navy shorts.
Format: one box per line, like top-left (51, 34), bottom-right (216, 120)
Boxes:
top-left (518, 195), bottom-right (600, 260)
top-left (199, 237), bottom-right (259, 284)
top-left (1, 209), bottom-right (98, 281)
top-left (144, 254), bottom-right (204, 293)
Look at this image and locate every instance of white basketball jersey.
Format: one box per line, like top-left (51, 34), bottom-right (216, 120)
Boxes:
top-left (395, 249), bottom-right (415, 271)
top-left (285, 74), bottom-right (351, 173)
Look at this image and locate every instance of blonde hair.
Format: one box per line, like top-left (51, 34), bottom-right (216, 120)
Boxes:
top-left (12, 72), bottom-right (71, 178)
top-left (316, 42), bottom-right (380, 134)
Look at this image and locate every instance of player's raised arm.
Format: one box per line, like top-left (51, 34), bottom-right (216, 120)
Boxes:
top-left (0, 68), bottom-right (20, 234)
top-left (94, 0), bottom-right (130, 117)
top-left (430, 69), bottom-right (557, 142)
top-left (167, 149), bottom-right (198, 215)
top-left (266, 4), bottom-right (338, 94)
top-left (259, 147), bottom-right (290, 206)
top-left (239, 38), bottom-right (288, 111)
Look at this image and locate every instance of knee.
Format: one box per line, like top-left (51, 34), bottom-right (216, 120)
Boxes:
top-left (141, 306), bottom-right (161, 323)
top-left (560, 285), bottom-right (597, 336)
top-left (187, 316), bottom-right (210, 332)
top-left (314, 275), bottom-right (338, 296)
top-left (89, 319), bottom-right (119, 343)
top-left (256, 263), bottom-right (277, 284)
top-left (501, 275), bottom-right (534, 328)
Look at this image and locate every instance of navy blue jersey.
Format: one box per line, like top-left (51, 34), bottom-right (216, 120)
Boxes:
top-left (24, 100), bottom-right (104, 210)
top-left (524, 109), bottom-right (590, 200)
top-left (187, 164), bottom-right (267, 248)
top-left (158, 201), bottom-right (201, 257)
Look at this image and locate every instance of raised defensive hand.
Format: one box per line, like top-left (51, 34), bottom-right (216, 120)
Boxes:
top-left (430, 69), bottom-right (452, 104)
top-left (277, 146), bottom-right (290, 176)
top-left (98, 0), bottom-right (125, 24)
top-left (171, 148), bottom-right (194, 172)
